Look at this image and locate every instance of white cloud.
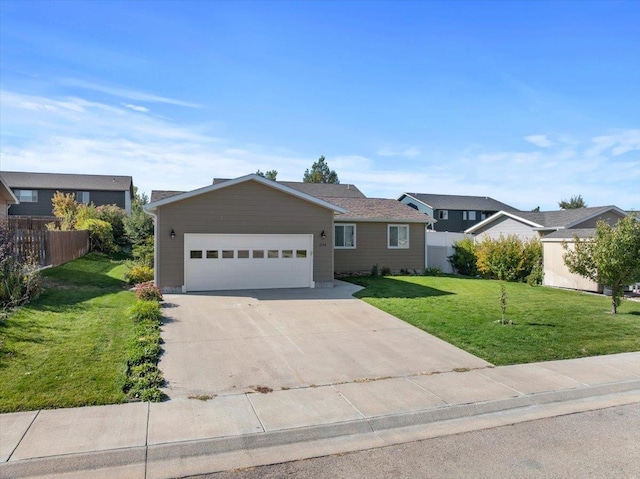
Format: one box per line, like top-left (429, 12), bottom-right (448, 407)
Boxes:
top-left (60, 78), bottom-right (201, 108)
top-left (376, 147), bottom-right (421, 158)
top-left (586, 129), bottom-right (640, 157)
top-left (524, 134), bottom-right (552, 147)
top-left (124, 104), bottom-right (149, 112)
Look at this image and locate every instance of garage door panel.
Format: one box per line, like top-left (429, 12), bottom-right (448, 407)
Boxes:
top-left (184, 234), bottom-right (313, 292)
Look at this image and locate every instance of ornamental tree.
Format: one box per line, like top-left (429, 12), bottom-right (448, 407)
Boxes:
top-left (563, 215), bottom-right (640, 314)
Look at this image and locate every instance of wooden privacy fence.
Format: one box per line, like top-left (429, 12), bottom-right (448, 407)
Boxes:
top-left (10, 230), bottom-right (89, 268)
top-left (8, 216), bottom-right (61, 231)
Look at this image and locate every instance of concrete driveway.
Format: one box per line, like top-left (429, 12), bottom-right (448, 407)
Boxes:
top-left (159, 281), bottom-right (491, 399)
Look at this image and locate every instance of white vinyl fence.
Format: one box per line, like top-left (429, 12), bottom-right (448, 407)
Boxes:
top-left (425, 230), bottom-right (469, 274)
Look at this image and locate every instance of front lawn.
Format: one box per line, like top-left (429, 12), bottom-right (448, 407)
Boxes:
top-left (349, 276), bottom-right (640, 365)
top-left (0, 253), bottom-right (137, 413)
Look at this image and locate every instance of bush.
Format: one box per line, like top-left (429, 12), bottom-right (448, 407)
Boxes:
top-left (76, 218), bottom-right (114, 253)
top-left (371, 264), bottom-right (379, 276)
top-left (380, 266), bottom-right (392, 276)
top-left (0, 227), bottom-right (42, 316)
top-left (423, 267), bottom-right (443, 276)
top-left (476, 235), bottom-right (542, 282)
top-left (129, 300), bottom-right (162, 323)
top-left (125, 264), bottom-right (154, 284)
top-left (448, 237), bottom-right (478, 276)
top-left (135, 282), bottom-right (163, 301)
top-left (132, 236), bottom-right (154, 269)
top-left (96, 204), bottom-right (127, 245)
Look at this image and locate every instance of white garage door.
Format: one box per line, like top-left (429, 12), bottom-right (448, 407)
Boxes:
top-left (184, 234), bottom-right (314, 292)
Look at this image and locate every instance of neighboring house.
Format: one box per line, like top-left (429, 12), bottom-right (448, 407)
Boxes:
top-left (465, 206), bottom-right (628, 240)
top-left (398, 193), bottom-right (518, 232)
top-left (0, 171), bottom-right (135, 216)
top-left (145, 175), bottom-right (435, 292)
top-left (540, 229), bottom-right (601, 293)
top-left (320, 197), bottom-right (435, 275)
top-left (0, 174), bottom-right (19, 221)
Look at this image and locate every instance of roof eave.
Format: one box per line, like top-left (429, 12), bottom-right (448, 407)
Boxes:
top-left (336, 217), bottom-right (434, 224)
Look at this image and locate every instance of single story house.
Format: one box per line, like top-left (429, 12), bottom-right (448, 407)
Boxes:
top-left (398, 192), bottom-right (518, 232)
top-left (464, 206), bottom-right (628, 240)
top-left (0, 174), bottom-right (19, 222)
top-left (466, 206), bottom-right (630, 292)
top-left (145, 174), bottom-right (435, 292)
top-left (0, 171), bottom-right (135, 216)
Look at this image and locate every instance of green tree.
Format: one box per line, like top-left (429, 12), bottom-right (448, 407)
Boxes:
top-left (448, 237), bottom-right (478, 276)
top-left (558, 195), bottom-right (587, 209)
top-left (302, 156), bottom-right (339, 184)
top-left (124, 188), bottom-right (154, 246)
top-left (563, 216), bottom-right (640, 314)
top-left (255, 169), bottom-right (278, 180)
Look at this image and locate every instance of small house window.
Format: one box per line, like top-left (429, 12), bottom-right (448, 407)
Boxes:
top-left (253, 250), bottom-right (265, 259)
top-left (16, 190), bottom-right (38, 203)
top-left (438, 210), bottom-right (448, 220)
top-left (335, 224), bottom-right (356, 248)
top-left (206, 250), bottom-right (218, 259)
top-left (77, 191), bottom-right (90, 204)
top-left (238, 250), bottom-right (250, 259)
top-left (388, 224), bottom-right (409, 249)
top-left (222, 250), bottom-right (234, 259)
top-left (463, 211), bottom-right (477, 221)
top-left (268, 250), bottom-right (279, 259)
top-left (282, 250), bottom-right (293, 258)
top-left (296, 250), bottom-right (307, 258)
top-left (190, 250), bottom-right (203, 259)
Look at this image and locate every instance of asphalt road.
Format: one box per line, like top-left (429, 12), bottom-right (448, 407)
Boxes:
top-left (202, 404), bottom-right (640, 479)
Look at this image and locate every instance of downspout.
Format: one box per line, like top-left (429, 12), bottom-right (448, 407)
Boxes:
top-left (424, 224), bottom-right (428, 270)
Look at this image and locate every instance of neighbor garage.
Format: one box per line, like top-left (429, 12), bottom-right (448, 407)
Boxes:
top-left (144, 175), bottom-right (345, 292)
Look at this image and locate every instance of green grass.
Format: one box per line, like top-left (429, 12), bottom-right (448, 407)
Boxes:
top-left (0, 253), bottom-right (137, 413)
top-left (349, 275), bottom-right (640, 366)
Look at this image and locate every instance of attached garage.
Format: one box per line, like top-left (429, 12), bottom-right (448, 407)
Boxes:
top-left (144, 175), bottom-right (345, 293)
top-left (184, 233), bottom-right (313, 291)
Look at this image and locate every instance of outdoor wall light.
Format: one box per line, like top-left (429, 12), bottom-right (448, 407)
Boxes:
top-left (321, 230), bottom-right (326, 239)
top-left (170, 229), bottom-right (176, 239)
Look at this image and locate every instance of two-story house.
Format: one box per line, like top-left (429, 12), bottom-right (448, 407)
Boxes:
top-left (398, 193), bottom-right (518, 232)
top-left (0, 171), bottom-right (134, 217)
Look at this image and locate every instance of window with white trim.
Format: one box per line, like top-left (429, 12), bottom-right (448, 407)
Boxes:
top-left (335, 224), bottom-right (356, 248)
top-left (463, 211), bottom-right (477, 221)
top-left (388, 224), bottom-right (409, 249)
top-left (16, 190), bottom-right (38, 202)
top-left (438, 210), bottom-right (448, 220)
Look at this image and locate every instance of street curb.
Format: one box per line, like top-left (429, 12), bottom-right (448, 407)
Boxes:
top-left (3, 380), bottom-right (639, 479)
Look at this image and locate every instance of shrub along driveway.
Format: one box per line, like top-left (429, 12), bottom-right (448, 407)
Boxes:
top-left (158, 282), bottom-right (490, 398)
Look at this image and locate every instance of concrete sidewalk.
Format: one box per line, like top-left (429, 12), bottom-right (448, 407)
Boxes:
top-left (1, 352), bottom-right (639, 479)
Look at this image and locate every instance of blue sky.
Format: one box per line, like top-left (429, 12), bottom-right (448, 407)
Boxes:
top-left (1, 0), bottom-right (638, 210)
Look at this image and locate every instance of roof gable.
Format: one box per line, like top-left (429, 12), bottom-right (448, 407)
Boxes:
top-left (145, 174), bottom-right (347, 213)
top-left (0, 174), bottom-right (19, 204)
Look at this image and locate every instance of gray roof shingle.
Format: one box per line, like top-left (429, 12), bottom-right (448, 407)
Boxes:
top-left (150, 190), bottom-right (185, 202)
top-left (404, 193), bottom-right (517, 211)
top-left (542, 228), bottom-right (595, 239)
top-left (508, 206), bottom-right (619, 228)
top-left (323, 197), bottom-right (435, 223)
top-left (1, 171), bottom-right (133, 192)
top-left (280, 182), bottom-right (366, 198)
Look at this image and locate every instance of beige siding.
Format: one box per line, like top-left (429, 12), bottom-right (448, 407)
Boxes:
top-left (334, 222), bottom-right (425, 273)
top-left (543, 241), bottom-right (600, 292)
top-left (572, 211), bottom-right (626, 229)
top-left (0, 198), bottom-right (7, 221)
top-left (156, 181), bottom-right (334, 289)
top-left (473, 216), bottom-right (539, 241)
